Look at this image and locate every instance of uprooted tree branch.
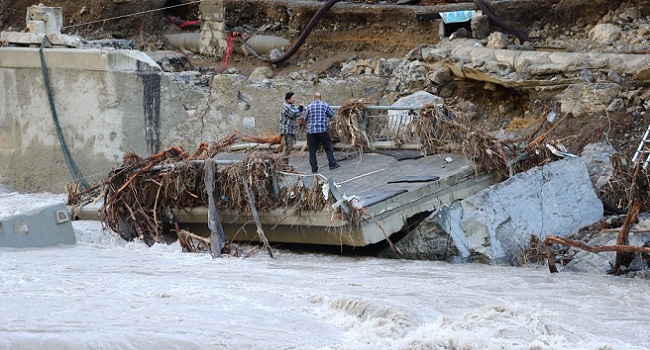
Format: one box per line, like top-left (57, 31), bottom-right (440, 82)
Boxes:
top-left (545, 154), bottom-right (650, 274)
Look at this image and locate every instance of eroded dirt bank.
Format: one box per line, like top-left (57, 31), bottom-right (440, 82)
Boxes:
top-left (1, 0), bottom-right (650, 156)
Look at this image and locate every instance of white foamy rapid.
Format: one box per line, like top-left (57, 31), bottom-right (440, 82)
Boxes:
top-left (1, 192), bottom-right (648, 350)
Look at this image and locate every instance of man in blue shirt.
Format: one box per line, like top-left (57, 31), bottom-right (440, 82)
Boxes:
top-left (279, 92), bottom-right (303, 159)
top-left (304, 92), bottom-right (339, 173)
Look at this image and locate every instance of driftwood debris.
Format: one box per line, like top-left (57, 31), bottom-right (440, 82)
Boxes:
top-left (405, 104), bottom-right (561, 181)
top-left (178, 228), bottom-right (211, 253)
top-left (67, 132), bottom-right (362, 255)
top-left (236, 131), bottom-right (282, 145)
top-left (544, 235), bottom-right (650, 273)
top-left (204, 159), bottom-right (226, 258)
top-left (331, 101), bottom-right (373, 154)
top-left (242, 169), bottom-right (275, 258)
top-left (177, 224), bottom-right (239, 257)
top-left (600, 153), bottom-right (650, 212)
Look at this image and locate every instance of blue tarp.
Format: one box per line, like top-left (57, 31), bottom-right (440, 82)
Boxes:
top-left (440, 10), bottom-right (474, 24)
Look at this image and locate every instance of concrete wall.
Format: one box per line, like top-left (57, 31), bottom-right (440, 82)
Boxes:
top-left (0, 47), bottom-right (388, 192)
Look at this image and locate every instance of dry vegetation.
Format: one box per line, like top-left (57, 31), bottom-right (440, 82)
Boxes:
top-left (68, 132), bottom-right (349, 252)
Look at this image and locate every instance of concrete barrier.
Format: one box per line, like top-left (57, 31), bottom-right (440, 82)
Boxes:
top-left (0, 203), bottom-right (76, 248)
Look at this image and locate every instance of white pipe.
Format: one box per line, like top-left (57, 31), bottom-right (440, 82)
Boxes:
top-left (164, 33), bottom-right (290, 56)
top-left (164, 33), bottom-right (201, 53)
top-left (234, 35), bottom-right (290, 55)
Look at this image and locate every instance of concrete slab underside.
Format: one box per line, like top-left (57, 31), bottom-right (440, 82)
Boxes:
top-left (172, 151), bottom-right (496, 247)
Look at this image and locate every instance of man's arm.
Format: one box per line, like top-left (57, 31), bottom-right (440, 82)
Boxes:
top-left (282, 103), bottom-right (302, 120)
top-left (290, 105), bottom-right (302, 119)
top-left (304, 105), bottom-right (311, 122)
top-left (326, 105), bottom-right (335, 119)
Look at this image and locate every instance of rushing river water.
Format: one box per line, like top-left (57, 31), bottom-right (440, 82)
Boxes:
top-left (1, 192), bottom-right (649, 350)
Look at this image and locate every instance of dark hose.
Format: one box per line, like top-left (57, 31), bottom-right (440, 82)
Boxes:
top-left (473, 0), bottom-right (529, 42)
top-left (269, 0), bottom-right (344, 64)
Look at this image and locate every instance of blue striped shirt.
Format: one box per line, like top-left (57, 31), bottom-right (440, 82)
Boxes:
top-left (305, 100), bottom-right (334, 134)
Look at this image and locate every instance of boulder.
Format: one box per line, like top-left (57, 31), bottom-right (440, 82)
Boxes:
top-left (580, 141), bottom-right (617, 189)
top-left (588, 24), bottom-right (622, 44)
top-left (560, 83), bottom-right (620, 118)
top-left (390, 157), bottom-right (604, 265)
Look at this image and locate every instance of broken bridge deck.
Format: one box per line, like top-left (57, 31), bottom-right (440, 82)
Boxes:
top-left (170, 150), bottom-right (496, 247)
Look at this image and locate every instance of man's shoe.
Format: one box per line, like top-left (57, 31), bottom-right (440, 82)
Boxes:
top-left (329, 164), bottom-right (340, 170)
top-left (311, 168), bottom-right (319, 174)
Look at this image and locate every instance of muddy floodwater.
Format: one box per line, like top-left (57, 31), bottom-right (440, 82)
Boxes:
top-left (1, 192), bottom-right (649, 350)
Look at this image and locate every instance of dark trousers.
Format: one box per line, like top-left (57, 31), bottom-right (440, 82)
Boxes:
top-left (307, 132), bottom-right (337, 172)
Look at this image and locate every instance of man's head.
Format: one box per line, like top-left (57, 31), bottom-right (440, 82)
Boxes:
top-left (285, 92), bottom-right (295, 102)
top-left (313, 92), bottom-right (321, 100)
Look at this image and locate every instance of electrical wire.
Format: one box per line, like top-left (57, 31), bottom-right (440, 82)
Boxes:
top-left (39, 37), bottom-right (90, 190)
top-left (62, 1), bottom-right (203, 30)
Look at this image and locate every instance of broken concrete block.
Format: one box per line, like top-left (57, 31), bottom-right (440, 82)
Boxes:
top-left (391, 157), bottom-right (603, 265)
top-left (0, 203), bottom-right (76, 248)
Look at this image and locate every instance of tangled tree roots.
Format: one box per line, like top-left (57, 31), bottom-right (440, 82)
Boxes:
top-left (216, 152), bottom-right (288, 213)
top-left (407, 103), bottom-right (456, 154)
top-left (67, 133), bottom-right (362, 247)
top-left (331, 100), bottom-right (372, 154)
top-left (96, 146), bottom-right (207, 245)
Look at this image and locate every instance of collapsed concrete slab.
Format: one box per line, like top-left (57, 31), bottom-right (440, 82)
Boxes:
top-left (0, 203), bottom-right (76, 248)
top-left (387, 157), bottom-right (604, 265)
